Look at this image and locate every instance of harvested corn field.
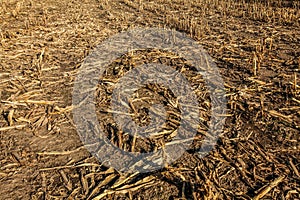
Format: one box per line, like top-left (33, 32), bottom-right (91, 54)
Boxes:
top-left (0, 0), bottom-right (300, 199)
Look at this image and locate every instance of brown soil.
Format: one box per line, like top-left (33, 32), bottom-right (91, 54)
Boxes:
top-left (0, 0), bottom-right (299, 199)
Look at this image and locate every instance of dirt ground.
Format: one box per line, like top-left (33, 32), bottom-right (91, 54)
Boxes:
top-left (0, 0), bottom-right (300, 199)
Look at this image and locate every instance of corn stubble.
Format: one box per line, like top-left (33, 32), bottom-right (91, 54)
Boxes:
top-left (0, 0), bottom-right (299, 199)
